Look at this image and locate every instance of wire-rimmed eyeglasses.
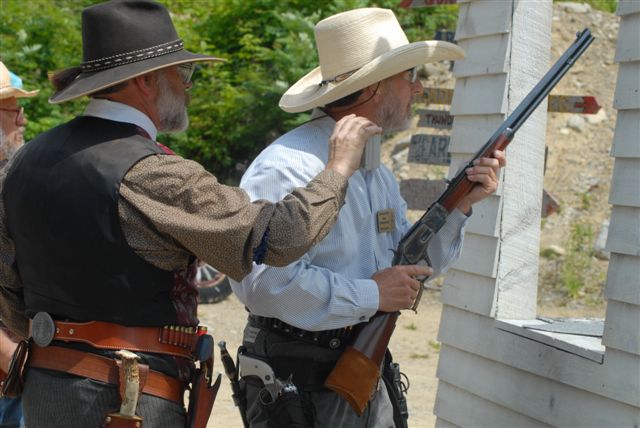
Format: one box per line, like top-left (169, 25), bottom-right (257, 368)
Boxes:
top-left (0, 106), bottom-right (24, 126)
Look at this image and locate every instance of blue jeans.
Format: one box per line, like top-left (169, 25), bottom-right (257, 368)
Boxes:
top-left (0, 396), bottom-right (24, 428)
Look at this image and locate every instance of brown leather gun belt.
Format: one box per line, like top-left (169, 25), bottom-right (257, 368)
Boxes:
top-left (29, 346), bottom-right (185, 404)
top-left (29, 318), bottom-right (204, 359)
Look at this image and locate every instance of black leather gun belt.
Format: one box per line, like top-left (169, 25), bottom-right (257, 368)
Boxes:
top-left (248, 315), bottom-right (352, 350)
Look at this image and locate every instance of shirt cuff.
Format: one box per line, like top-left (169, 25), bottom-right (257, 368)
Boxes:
top-left (352, 279), bottom-right (379, 323)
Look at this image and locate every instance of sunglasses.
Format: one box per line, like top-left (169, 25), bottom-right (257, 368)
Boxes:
top-left (0, 106), bottom-right (24, 126)
top-left (177, 63), bottom-right (196, 84)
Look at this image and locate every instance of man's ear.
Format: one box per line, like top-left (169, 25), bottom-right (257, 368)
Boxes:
top-left (133, 72), bottom-right (157, 97)
top-left (366, 81), bottom-right (384, 103)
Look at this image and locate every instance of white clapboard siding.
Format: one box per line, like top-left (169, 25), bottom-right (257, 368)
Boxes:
top-left (617, 0), bottom-right (640, 16)
top-left (611, 110), bottom-right (640, 157)
top-left (465, 194), bottom-right (501, 236)
top-left (438, 306), bottom-right (640, 407)
top-left (455, 1), bottom-right (512, 41)
top-left (442, 269), bottom-right (498, 317)
top-left (606, 205), bottom-right (640, 256)
top-left (437, 344), bottom-right (640, 427)
top-left (605, 253), bottom-right (640, 305)
top-left (434, 380), bottom-right (553, 428)
top-left (435, 418), bottom-right (461, 428)
top-left (609, 158), bottom-right (640, 207)
top-left (454, 33), bottom-right (510, 78)
top-left (450, 232), bottom-right (499, 277)
top-left (615, 12), bottom-right (640, 62)
top-left (603, 299), bottom-right (640, 355)
top-left (450, 74), bottom-right (508, 116)
top-left (613, 61), bottom-right (640, 110)
top-left (448, 114), bottom-right (506, 154)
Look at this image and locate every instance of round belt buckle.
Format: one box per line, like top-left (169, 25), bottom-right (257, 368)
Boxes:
top-left (31, 312), bottom-right (56, 347)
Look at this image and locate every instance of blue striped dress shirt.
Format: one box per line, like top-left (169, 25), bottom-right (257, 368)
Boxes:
top-left (231, 110), bottom-right (468, 331)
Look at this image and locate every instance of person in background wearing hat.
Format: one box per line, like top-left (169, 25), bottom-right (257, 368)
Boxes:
top-left (0, 61), bottom-right (38, 428)
top-left (0, 1), bottom-right (378, 427)
top-left (232, 8), bottom-right (506, 428)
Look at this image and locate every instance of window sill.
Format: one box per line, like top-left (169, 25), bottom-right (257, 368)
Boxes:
top-left (495, 317), bottom-right (605, 363)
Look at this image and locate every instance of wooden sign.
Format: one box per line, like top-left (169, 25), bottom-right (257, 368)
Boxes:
top-left (547, 95), bottom-right (601, 114)
top-left (400, 179), bottom-right (448, 211)
top-left (408, 134), bottom-right (451, 165)
top-left (542, 189), bottom-right (560, 218)
top-left (399, 0), bottom-right (457, 7)
top-left (421, 87), bottom-right (454, 105)
top-left (421, 87), bottom-right (601, 114)
top-left (435, 29), bottom-right (456, 43)
top-left (417, 109), bottom-right (454, 129)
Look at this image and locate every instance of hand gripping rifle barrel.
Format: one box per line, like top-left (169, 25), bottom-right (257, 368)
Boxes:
top-left (324, 29), bottom-right (595, 415)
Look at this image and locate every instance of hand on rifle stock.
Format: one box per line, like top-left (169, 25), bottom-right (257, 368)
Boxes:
top-left (373, 265), bottom-right (432, 312)
top-left (457, 149), bottom-right (506, 214)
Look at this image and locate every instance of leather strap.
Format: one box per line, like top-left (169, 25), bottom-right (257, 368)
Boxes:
top-left (31, 319), bottom-right (198, 359)
top-left (29, 345), bottom-right (185, 405)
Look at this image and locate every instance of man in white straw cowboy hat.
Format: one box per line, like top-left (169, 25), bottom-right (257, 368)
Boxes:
top-left (232, 8), bottom-right (506, 427)
top-left (0, 1), bottom-right (378, 427)
top-left (0, 61), bottom-right (38, 168)
top-left (0, 60), bottom-right (37, 428)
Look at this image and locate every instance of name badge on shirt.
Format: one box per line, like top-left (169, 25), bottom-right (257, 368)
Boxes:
top-left (376, 208), bottom-right (396, 233)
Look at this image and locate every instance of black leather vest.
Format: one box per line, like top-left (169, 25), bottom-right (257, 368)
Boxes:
top-left (4, 116), bottom-right (179, 326)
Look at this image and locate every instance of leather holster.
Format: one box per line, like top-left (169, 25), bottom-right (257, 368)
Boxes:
top-left (186, 359), bottom-right (222, 428)
top-left (1, 339), bottom-right (29, 398)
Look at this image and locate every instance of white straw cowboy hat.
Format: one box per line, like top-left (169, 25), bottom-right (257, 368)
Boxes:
top-left (0, 62), bottom-right (39, 99)
top-left (49, 0), bottom-right (224, 104)
top-left (279, 8), bottom-right (465, 113)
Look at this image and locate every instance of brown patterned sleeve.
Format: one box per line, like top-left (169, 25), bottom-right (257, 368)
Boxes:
top-left (0, 162), bottom-right (29, 338)
top-left (120, 154), bottom-right (347, 281)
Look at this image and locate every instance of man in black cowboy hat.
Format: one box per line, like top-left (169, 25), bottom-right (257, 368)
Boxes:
top-left (0, 1), bottom-right (380, 427)
top-left (232, 8), bottom-right (506, 428)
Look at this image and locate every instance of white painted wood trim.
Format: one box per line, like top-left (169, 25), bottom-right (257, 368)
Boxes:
top-left (449, 114), bottom-right (506, 154)
top-left (609, 158), bottom-right (640, 207)
top-left (437, 343), bottom-right (640, 427)
top-left (437, 305), bottom-right (640, 407)
top-left (611, 109), bottom-right (640, 158)
top-left (617, 0), bottom-right (640, 16)
top-left (435, 380), bottom-right (554, 427)
top-left (450, 232), bottom-right (499, 277)
top-left (454, 34), bottom-right (510, 78)
top-left (603, 299), bottom-right (640, 355)
top-left (455, 1), bottom-right (512, 41)
top-left (606, 205), bottom-right (640, 256)
top-left (442, 269), bottom-right (498, 317)
top-left (615, 12), bottom-right (640, 62)
top-left (435, 418), bottom-right (461, 428)
top-left (605, 253), bottom-right (640, 305)
top-left (613, 61), bottom-right (640, 110)
top-left (464, 194), bottom-right (501, 236)
top-left (495, 319), bottom-right (604, 362)
top-left (450, 74), bottom-right (508, 116)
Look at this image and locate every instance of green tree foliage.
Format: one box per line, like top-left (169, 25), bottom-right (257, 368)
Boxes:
top-left (1, 0), bottom-right (457, 182)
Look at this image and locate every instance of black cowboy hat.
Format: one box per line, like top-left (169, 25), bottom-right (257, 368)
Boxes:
top-left (49, 0), bottom-right (224, 104)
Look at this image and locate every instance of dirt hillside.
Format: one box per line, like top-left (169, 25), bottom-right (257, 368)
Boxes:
top-left (203, 3), bottom-right (618, 427)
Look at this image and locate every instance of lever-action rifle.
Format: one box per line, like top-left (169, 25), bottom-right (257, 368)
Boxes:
top-left (324, 28), bottom-right (595, 415)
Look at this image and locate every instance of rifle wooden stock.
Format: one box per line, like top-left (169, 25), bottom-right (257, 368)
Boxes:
top-left (325, 28), bottom-right (594, 413)
top-left (324, 312), bottom-right (399, 415)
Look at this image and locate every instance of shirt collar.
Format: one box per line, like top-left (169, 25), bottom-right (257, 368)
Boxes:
top-left (309, 108), bottom-right (336, 135)
top-left (83, 99), bottom-right (158, 141)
